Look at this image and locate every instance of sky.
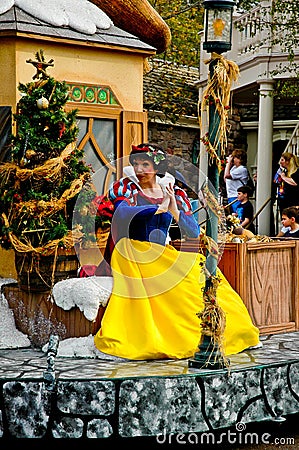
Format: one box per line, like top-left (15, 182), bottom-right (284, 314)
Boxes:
top-left (0, 0), bottom-right (113, 35)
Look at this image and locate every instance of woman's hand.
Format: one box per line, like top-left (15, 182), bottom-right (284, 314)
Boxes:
top-left (155, 190), bottom-right (170, 214)
top-left (155, 183), bottom-right (180, 221)
top-left (226, 154), bottom-right (233, 165)
top-left (224, 155), bottom-right (233, 180)
top-left (165, 183), bottom-right (180, 222)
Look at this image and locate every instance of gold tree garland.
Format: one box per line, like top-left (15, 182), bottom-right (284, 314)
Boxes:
top-left (2, 214), bottom-right (83, 256)
top-left (1, 171), bottom-right (88, 254)
top-left (0, 142), bottom-right (76, 185)
top-left (11, 173), bottom-right (88, 219)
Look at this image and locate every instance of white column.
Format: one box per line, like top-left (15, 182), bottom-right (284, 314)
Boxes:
top-left (256, 79), bottom-right (274, 236)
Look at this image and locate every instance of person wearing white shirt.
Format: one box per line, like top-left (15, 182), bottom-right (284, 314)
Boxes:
top-left (224, 149), bottom-right (249, 213)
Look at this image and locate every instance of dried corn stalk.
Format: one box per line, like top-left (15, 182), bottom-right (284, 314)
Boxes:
top-left (199, 52), bottom-right (240, 169)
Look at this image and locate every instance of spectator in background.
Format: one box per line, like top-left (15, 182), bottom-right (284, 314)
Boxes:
top-left (280, 206), bottom-right (299, 238)
top-left (235, 185), bottom-right (256, 234)
top-left (274, 152), bottom-right (299, 215)
top-left (224, 149), bottom-right (249, 213)
top-left (276, 206), bottom-right (299, 237)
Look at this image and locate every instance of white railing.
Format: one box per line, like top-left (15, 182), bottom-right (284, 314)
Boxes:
top-left (284, 121), bottom-right (299, 156)
top-left (200, 0), bottom-right (299, 88)
top-left (232, 0), bottom-right (299, 64)
top-left (235, 4), bottom-right (267, 57)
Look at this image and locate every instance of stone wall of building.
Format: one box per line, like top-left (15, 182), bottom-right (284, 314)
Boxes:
top-left (227, 106), bottom-right (248, 154)
top-left (148, 122), bottom-right (199, 161)
top-left (148, 105), bottom-right (248, 163)
top-left (148, 121), bottom-right (200, 195)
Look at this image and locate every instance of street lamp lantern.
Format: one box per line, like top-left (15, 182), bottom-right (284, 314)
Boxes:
top-left (203, 0), bottom-right (235, 54)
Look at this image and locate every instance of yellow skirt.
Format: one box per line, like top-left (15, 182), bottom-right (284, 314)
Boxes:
top-left (94, 238), bottom-right (259, 360)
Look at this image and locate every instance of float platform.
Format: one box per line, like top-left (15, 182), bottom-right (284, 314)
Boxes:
top-left (0, 331), bottom-right (298, 445)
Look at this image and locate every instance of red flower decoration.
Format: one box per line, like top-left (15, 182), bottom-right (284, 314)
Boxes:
top-left (13, 193), bottom-right (22, 202)
top-left (92, 195), bottom-right (114, 228)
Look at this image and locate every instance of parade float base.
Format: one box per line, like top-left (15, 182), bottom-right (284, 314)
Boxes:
top-left (0, 332), bottom-right (298, 441)
top-left (2, 239), bottom-right (299, 348)
top-left (1, 237), bottom-right (299, 441)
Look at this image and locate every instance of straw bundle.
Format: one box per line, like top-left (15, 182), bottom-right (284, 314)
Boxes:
top-left (0, 142), bottom-right (75, 184)
top-left (199, 53), bottom-right (240, 168)
top-left (197, 275), bottom-right (230, 369)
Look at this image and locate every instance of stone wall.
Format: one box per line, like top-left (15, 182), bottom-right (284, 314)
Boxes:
top-left (148, 121), bottom-right (199, 161)
top-left (148, 120), bottom-right (200, 195)
top-left (1, 357), bottom-right (299, 439)
top-left (148, 105), bottom-right (248, 163)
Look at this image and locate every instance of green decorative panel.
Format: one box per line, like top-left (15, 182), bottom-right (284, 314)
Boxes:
top-left (67, 84), bottom-right (120, 106)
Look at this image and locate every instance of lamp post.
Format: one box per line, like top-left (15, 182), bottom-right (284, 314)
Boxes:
top-left (189, 0), bottom-right (235, 370)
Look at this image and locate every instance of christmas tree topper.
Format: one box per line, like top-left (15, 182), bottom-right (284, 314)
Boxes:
top-left (26, 49), bottom-right (54, 80)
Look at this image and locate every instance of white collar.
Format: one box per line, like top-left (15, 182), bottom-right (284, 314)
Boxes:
top-left (123, 166), bottom-right (175, 192)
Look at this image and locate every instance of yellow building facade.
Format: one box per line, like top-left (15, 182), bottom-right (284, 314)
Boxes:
top-left (0, 4), bottom-right (157, 277)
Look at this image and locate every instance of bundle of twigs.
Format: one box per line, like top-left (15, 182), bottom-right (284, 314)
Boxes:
top-left (196, 275), bottom-right (230, 369)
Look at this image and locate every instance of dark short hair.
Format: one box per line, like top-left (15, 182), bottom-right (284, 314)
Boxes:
top-left (237, 185), bottom-right (252, 197)
top-left (282, 206), bottom-right (299, 221)
top-left (129, 143), bottom-right (168, 172)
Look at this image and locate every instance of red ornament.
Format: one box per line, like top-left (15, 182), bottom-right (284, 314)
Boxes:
top-left (58, 122), bottom-right (66, 139)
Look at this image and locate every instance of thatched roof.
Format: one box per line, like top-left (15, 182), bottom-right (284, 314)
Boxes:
top-left (90, 0), bottom-right (171, 54)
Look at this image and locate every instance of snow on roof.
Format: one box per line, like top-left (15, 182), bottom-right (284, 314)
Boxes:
top-left (0, 0), bottom-right (155, 52)
top-left (0, 0), bottom-right (113, 35)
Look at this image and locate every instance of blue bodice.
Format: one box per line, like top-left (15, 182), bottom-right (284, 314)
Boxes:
top-left (112, 195), bottom-right (172, 245)
top-left (111, 193), bottom-right (199, 246)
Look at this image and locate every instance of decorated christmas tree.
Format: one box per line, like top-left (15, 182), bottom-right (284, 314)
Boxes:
top-left (0, 50), bottom-right (92, 290)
